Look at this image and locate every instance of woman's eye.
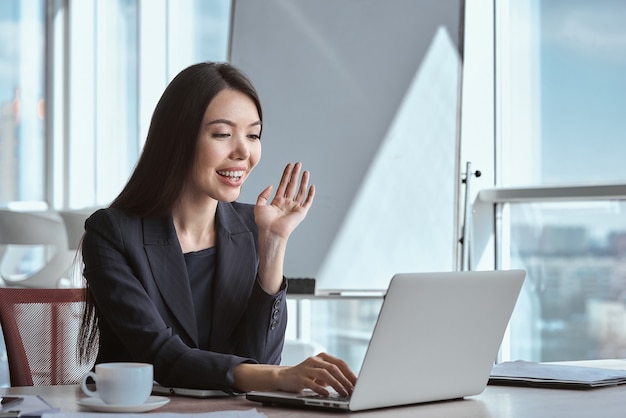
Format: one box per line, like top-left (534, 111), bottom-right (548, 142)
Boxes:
top-left (211, 133), bottom-right (230, 139)
top-left (248, 134), bottom-right (261, 141)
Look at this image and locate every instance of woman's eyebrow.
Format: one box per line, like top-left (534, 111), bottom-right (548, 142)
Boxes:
top-left (206, 118), bottom-right (235, 127)
top-left (206, 119), bottom-right (262, 128)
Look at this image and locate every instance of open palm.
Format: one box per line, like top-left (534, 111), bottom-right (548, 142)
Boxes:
top-left (254, 162), bottom-right (315, 240)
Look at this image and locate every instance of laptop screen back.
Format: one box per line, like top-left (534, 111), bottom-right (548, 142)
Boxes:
top-left (348, 269), bottom-right (525, 411)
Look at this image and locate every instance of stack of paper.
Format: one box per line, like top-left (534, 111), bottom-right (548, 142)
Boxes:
top-left (489, 360), bottom-right (626, 389)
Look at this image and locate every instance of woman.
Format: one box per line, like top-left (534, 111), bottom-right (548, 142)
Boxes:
top-left (79, 62), bottom-right (356, 397)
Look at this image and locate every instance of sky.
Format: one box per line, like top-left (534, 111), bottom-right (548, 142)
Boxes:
top-left (540, 0), bottom-right (626, 184)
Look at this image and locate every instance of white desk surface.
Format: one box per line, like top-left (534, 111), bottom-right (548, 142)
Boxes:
top-left (1, 383), bottom-right (626, 417)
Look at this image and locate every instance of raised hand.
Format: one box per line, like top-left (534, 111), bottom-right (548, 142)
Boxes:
top-left (254, 162), bottom-right (315, 241)
top-left (254, 162), bottom-right (315, 294)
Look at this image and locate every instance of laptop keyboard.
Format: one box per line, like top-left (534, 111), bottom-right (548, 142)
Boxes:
top-left (298, 393), bottom-right (350, 403)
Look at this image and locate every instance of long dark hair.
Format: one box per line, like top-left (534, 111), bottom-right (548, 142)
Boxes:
top-left (112, 62), bottom-right (263, 217)
top-left (78, 62), bottom-right (263, 363)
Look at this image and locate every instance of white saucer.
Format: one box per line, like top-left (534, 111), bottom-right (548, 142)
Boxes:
top-left (77, 396), bottom-right (170, 413)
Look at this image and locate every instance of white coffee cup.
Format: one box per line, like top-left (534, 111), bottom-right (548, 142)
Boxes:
top-left (81, 362), bottom-right (153, 405)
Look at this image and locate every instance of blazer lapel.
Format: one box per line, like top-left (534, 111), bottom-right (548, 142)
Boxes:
top-left (143, 215), bottom-right (199, 346)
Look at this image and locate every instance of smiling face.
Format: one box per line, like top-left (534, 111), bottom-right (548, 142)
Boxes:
top-left (185, 88), bottom-right (262, 204)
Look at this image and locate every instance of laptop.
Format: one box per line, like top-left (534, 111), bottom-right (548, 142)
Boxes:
top-left (246, 269), bottom-right (525, 411)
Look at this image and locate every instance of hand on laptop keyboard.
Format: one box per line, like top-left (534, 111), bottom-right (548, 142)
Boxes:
top-left (276, 352), bottom-right (357, 397)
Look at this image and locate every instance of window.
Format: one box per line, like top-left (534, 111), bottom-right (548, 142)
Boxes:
top-left (0, 0), bottom-right (45, 206)
top-left (499, 0), bottom-right (626, 187)
top-left (491, 0), bottom-right (626, 362)
top-left (52, 0), bottom-right (231, 209)
top-left (0, 0), bottom-right (232, 388)
top-left (506, 199), bottom-right (626, 361)
top-left (1, 0), bottom-right (232, 210)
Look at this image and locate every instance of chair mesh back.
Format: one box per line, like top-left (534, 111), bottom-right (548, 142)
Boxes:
top-left (0, 288), bottom-right (95, 386)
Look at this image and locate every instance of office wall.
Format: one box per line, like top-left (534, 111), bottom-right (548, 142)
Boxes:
top-left (230, 0), bottom-right (464, 288)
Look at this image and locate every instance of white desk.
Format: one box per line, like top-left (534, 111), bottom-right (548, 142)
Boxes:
top-left (1, 384), bottom-right (626, 417)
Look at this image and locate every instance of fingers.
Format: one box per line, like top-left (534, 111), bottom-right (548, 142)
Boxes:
top-left (283, 162), bottom-right (301, 200)
top-left (302, 184), bottom-right (315, 208)
top-left (292, 170), bottom-right (314, 209)
top-left (274, 162), bottom-right (313, 206)
top-left (256, 185), bottom-right (273, 206)
top-left (299, 353), bottom-right (357, 397)
top-left (293, 169), bottom-right (309, 204)
top-left (273, 163), bottom-right (294, 200)
top-left (317, 352), bottom-right (358, 386)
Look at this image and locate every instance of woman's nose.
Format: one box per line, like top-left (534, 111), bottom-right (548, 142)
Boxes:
top-left (231, 135), bottom-right (251, 159)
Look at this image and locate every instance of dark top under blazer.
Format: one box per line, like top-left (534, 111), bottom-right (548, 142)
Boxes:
top-left (82, 202), bottom-right (288, 392)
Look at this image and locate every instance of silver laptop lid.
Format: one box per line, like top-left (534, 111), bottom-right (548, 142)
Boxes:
top-left (349, 269), bottom-right (525, 411)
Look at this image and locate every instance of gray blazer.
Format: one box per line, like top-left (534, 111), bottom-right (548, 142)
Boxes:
top-left (82, 202), bottom-right (288, 392)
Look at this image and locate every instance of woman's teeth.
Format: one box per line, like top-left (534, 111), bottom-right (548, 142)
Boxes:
top-left (218, 170), bottom-right (244, 180)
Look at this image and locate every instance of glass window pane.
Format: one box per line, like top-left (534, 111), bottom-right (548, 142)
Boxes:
top-left (66, 0), bottom-right (232, 208)
top-left (500, 0), bottom-right (626, 187)
top-left (94, 0), bottom-right (139, 205)
top-left (166, 0), bottom-right (231, 78)
top-left (286, 298), bottom-right (382, 372)
top-left (503, 201), bottom-right (626, 361)
top-left (68, 0), bottom-right (140, 208)
top-left (0, 0), bottom-right (44, 205)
